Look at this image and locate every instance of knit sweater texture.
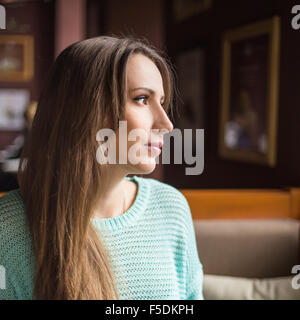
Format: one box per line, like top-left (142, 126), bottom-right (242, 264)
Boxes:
top-left (0, 175), bottom-right (204, 300)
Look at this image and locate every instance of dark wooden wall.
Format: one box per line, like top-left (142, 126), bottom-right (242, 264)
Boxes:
top-left (1, 0), bottom-right (55, 100)
top-left (0, 0), bottom-right (55, 149)
top-left (0, 0), bottom-right (54, 191)
top-left (2, 0), bottom-right (298, 190)
top-left (164, 0), bottom-right (300, 189)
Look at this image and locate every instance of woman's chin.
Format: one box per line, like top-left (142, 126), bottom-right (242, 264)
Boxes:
top-left (131, 158), bottom-right (157, 174)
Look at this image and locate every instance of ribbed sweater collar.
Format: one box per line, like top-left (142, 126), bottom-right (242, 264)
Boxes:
top-left (91, 175), bottom-right (150, 232)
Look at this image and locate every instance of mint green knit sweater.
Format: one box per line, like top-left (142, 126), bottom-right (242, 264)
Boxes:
top-left (0, 175), bottom-right (204, 300)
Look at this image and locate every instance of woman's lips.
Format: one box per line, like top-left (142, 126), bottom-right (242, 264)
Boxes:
top-left (144, 143), bottom-right (162, 155)
top-left (146, 145), bottom-right (161, 155)
top-left (145, 141), bottom-right (163, 148)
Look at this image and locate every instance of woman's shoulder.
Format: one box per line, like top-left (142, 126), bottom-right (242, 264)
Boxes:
top-left (0, 188), bottom-right (32, 261)
top-left (138, 176), bottom-right (189, 208)
top-left (136, 176), bottom-right (192, 225)
top-left (0, 188), bottom-right (25, 208)
top-left (0, 188), bottom-right (27, 231)
top-left (0, 189), bottom-right (34, 299)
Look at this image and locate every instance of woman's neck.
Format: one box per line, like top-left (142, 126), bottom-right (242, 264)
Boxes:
top-left (92, 176), bottom-right (137, 219)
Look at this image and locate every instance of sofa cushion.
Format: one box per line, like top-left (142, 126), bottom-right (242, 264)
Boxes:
top-left (194, 219), bottom-right (300, 278)
top-left (203, 274), bottom-right (300, 300)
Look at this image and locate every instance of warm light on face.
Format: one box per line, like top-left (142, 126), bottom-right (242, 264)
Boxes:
top-left (118, 53), bottom-right (173, 173)
top-left (95, 54), bottom-right (205, 176)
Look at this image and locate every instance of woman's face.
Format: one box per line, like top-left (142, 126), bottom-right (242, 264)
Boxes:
top-left (116, 53), bottom-right (174, 175)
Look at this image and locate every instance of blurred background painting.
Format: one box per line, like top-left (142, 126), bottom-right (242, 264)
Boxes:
top-left (219, 17), bottom-right (280, 167)
top-left (0, 40), bottom-right (24, 72)
top-left (0, 88), bottom-right (29, 130)
top-left (0, 35), bottom-right (34, 81)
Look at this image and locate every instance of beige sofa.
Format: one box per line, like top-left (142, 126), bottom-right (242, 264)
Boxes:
top-left (193, 219), bottom-right (300, 299)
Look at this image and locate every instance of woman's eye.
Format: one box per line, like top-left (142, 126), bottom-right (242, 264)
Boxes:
top-left (133, 95), bottom-right (165, 108)
top-left (134, 96), bottom-right (148, 105)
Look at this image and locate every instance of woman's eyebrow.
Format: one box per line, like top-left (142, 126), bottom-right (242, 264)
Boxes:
top-left (130, 87), bottom-right (165, 99)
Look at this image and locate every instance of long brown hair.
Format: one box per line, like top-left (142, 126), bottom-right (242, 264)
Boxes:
top-left (17, 36), bottom-right (175, 299)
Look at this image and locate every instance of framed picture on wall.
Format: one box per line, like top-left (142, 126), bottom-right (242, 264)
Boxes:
top-left (0, 88), bottom-right (29, 161)
top-left (175, 46), bottom-right (206, 132)
top-left (173, 0), bottom-right (213, 22)
top-left (0, 35), bottom-right (34, 82)
top-left (219, 16), bottom-right (280, 167)
top-left (0, 88), bottom-right (30, 131)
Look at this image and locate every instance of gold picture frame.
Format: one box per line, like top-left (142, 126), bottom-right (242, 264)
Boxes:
top-left (219, 16), bottom-right (280, 167)
top-left (0, 35), bottom-right (34, 82)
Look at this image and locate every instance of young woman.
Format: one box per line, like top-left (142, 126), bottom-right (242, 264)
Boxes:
top-left (0, 36), bottom-right (204, 300)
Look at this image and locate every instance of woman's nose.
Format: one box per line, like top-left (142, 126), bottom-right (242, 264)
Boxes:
top-left (153, 103), bottom-right (174, 134)
top-left (165, 118), bottom-right (174, 134)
